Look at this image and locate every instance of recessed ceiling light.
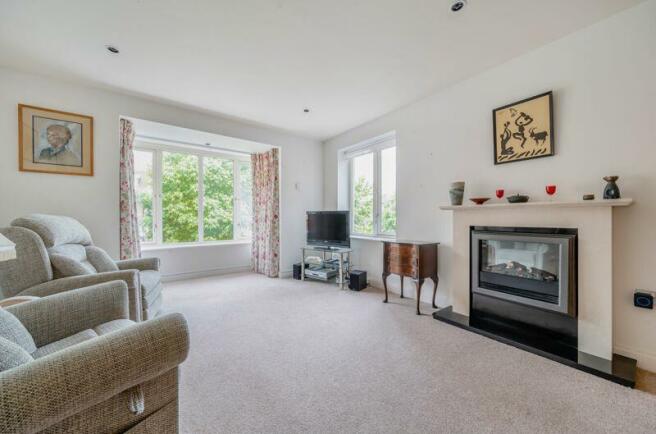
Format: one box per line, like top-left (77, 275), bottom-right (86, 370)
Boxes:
top-left (451, 0), bottom-right (467, 12)
top-left (106, 45), bottom-right (120, 54)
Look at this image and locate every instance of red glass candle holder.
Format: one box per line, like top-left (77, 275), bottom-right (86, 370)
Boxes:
top-left (545, 185), bottom-right (557, 196)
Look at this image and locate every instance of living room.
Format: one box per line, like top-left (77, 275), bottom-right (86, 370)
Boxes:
top-left (1, 1), bottom-right (655, 433)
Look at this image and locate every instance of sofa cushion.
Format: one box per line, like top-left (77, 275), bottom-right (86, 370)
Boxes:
top-left (86, 246), bottom-right (119, 272)
top-left (0, 336), bottom-right (33, 372)
top-left (0, 308), bottom-right (37, 353)
top-left (50, 253), bottom-right (97, 277)
top-left (32, 329), bottom-right (98, 359)
top-left (93, 319), bottom-right (135, 335)
top-left (12, 214), bottom-right (93, 248)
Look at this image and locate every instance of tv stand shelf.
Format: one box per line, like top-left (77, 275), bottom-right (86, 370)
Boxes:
top-left (300, 246), bottom-right (352, 289)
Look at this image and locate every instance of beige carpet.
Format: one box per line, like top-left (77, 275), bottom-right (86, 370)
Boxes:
top-left (163, 273), bottom-right (656, 433)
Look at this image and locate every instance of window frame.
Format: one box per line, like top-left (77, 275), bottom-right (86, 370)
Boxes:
top-left (345, 132), bottom-right (397, 238)
top-left (135, 139), bottom-right (252, 247)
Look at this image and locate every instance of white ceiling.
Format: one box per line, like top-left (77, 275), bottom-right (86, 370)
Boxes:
top-left (0, 0), bottom-right (644, 140)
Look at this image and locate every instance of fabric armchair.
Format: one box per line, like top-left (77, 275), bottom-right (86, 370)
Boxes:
top-left (19, 270), bottom-right (142, 321)
top-left (0, 282), bottom-right (189, 433)
top-left (1, 214), bottom-right (164, 321)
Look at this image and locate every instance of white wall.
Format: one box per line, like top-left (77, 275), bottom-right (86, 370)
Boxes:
top-left (323, 1), bottom-right (656, 370)
top-left (0, 67), bottom-right (323, 278)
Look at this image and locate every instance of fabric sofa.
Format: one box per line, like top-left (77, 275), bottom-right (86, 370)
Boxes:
top-left (0, 214), bottom-right (163, 321)
top-left (0, 280), bottom-right (189, 433)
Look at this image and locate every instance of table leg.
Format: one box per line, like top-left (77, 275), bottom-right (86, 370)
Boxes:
top-left (432, 274), bottom-right (439, 309)
top-left (382, 273), bottom-right (390, 303)
top-left (415, 279), bottom-right (424, 315)
top-left (301, 249), bottom-right (305, 281)
top-left (400, 276), bottom-right (404, 298)
top-left (339, 253), bottom-right (344, 290)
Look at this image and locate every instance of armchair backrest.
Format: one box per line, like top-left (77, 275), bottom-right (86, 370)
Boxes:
top-left (11, 214), bottom-right (93, 248)
top-left (11, 214), bottom-right (118, 279)
top-left (0, 227), bottom-right (53, 298)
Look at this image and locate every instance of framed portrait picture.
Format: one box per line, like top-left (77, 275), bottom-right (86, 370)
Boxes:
top-left (18, 104), bottom-right (93, 176)
top-left (493, 91), bottom-right (554, 165)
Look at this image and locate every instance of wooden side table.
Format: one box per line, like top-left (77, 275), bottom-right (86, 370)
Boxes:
top-left (382, 240), bottom-right (439, 315)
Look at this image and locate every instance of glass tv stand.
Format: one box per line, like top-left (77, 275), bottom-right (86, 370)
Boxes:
top-left (300, 246), bottom-right (352, 289)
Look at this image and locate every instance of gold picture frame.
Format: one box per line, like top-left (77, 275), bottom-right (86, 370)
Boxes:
top-left (18, 104), bottom-right (94, 176)
top-left (493, 91), bottom-right (554, 165)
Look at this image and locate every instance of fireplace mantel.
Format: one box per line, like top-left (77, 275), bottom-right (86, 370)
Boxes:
top-left (440, 198), bottom-right (632, 211)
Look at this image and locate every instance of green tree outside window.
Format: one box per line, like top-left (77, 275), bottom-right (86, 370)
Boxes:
top-left (353, 176), bottom-right (374, 234)
top-left (162, 152), bottom-right (199, 243)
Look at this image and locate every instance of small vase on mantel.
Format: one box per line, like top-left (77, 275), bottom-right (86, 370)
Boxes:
top-left (449, 181), bottom-right (465, 206)
top-left (603, 176), bottom-right (621, 199)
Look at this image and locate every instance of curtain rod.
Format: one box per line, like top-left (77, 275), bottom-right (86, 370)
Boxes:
top-left (135, 134), bottom-right (254, 156)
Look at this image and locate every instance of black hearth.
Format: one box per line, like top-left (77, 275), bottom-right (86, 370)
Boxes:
top-left (469, 226), bottom-right (579, 355)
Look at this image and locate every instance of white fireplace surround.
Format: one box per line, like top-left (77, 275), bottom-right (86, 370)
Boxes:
top-left (440, 199), bottom-right (633, 361)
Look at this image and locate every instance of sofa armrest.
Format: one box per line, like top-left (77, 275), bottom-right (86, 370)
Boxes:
top-left (20, 270), bottom-right (142, 321)
top-left (116, 257), bottom-right (160, 272)
top-left (0, 296), bottom-right (40, 308)
top-left (7, 281), bottom-right (130, 348)
top-left (0, 313), bottom-right (189, 434)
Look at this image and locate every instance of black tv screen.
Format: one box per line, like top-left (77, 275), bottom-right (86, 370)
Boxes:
top-left (307, 211), bottom-right (350, 248)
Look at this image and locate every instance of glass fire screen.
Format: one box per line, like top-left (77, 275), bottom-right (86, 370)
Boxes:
top-left (480, 239), bottom-right (559, 283)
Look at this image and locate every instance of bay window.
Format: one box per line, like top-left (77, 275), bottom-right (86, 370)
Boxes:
top-left (135, 141), bottom-right (252, 246)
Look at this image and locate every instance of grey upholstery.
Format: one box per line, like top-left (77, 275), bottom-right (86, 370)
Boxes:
top-left (50, 251), bottom-right (97, 277)
top-left (32, 319), bottom-right (137, 359)
top-left (0, 281), bottom-right (189, 433)
top-left (0, 337), bottom-right (33, 372)
top-left (117, 258), bottom-right (164, 321)
top-left (93, 319), bottom-right (134, 335)
top-left (32, 329), bottom-right (98, 359)
top-left (86, 245), bottom-right (119, 272)
top-left (0, 308), bottom-right (37, 353)
top-left (4, 214), bottom-right (164, 321)
top-left (12, 214), bottom-right (92, 248)
top-left (0, 227), bottom-right (52, 298)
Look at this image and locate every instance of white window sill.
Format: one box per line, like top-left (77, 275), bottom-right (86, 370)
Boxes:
top-left (141, 240), bottom-right (251, 251)
top-left (350, 235), bottom-right (396, 242)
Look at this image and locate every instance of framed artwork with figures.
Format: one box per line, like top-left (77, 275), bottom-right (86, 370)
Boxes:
top-left (18, 104), bottom-right (93, 176)
top-left (493, 91), bottom-right (554, 165)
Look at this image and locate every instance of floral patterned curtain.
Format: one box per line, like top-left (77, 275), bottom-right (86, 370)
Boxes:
top-left (119, 118), bottom-right (141, 260)
top-left (251, 148), bottom-right (280, 277)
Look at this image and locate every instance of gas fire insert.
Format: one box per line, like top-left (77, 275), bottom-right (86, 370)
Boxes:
top-left (471, 226), bottom-right (577, 316)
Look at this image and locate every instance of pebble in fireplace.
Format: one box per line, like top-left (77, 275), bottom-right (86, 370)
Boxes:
top-left (484, 261), bottom-right (558, 282)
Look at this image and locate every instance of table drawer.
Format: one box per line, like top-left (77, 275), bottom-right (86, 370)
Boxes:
top-left (385, 243), bottom-right (418, 277)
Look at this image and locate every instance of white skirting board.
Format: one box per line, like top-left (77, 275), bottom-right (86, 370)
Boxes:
top-left (161, 265), bottom-right (252, 282)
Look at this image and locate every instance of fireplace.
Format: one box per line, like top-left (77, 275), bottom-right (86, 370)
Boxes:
top-left (467, 226), bottom-right (580, 359)
top-left (471, 226), bottom-right (577, 316)
top-left (433, 201), bottom-right (637, 387)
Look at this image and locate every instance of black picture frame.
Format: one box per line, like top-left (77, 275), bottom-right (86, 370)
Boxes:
top-left (492, 91), bottom-right (554, 165)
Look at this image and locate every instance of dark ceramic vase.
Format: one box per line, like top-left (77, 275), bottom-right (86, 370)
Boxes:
top-left (603, 176), bottom-right (621, 199)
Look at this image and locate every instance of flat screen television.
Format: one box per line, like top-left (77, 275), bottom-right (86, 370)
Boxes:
top-left (307, 211), bottom-right (350, 248)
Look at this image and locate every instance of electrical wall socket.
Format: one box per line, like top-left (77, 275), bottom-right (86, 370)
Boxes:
top-left (634, 290), bottom-right (654, 310)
